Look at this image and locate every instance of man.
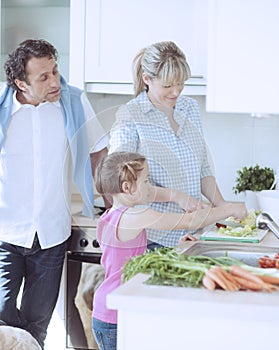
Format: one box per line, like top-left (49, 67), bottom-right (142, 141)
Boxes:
top-left (0, 39), bottom-right (108, 349)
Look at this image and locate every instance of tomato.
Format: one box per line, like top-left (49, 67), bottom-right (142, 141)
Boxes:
top-left (265, 258), bottom-right (276, 268)
top-left (258, 252), bottom-right (279, 268)
top-left (259, 257), bottom-right (268, 268)
top-left (258, 256), bottom-right (276, 268)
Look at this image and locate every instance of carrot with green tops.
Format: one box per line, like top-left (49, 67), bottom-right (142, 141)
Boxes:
top-left (229, 265), bottom-right (276, 292)
top-left (215, 267), bottom-right (240, 290)
top-left (232, 275), bottom-right (265, 291)
top-left (206, 267), bottom-right (238, 291)
top-left (202, 275), bottom-right (216, 290)
top-left (258, 274), bottom-right (279, 286)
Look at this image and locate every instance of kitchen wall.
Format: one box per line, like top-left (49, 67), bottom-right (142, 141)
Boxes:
top-left (3, 2), bottom-right (278, 204)
top-left (87, 93), bottom-right (279, 202)
top-left (0, 1), bottom-right (70, 81)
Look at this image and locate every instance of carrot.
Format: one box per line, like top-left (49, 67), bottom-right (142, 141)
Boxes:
top-left (213, 266), bottom-right (240, 291)
top-left (265, 284), bottom-right (278, 292)
top-left (206, 267), bottom-right (237, 291)
top-left (232, 275), bottom-right (264, 291)
top-left (205, 269), bottom-right (227, 290)
top-left (202, 275), bottom-right (216, 290)
top-left (213, 266), bottom-right (239, 290)
top-left (229, 265), bottom-right (266, 286)
top-left (258, 274), bottom-right (279, 286)
top-left (230, 266), bottom-right (276, 292)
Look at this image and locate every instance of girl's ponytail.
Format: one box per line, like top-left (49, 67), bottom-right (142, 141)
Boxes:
top-left (132, 48), bottom-right (146, 97)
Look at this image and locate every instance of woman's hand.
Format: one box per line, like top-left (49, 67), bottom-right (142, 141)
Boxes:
top-left (178, 234), bottom-right (198, 245)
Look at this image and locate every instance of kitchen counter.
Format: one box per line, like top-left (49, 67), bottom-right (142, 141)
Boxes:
top-left (71, 193), bottom-right (104, 227)
top-left (107, 231), bottom-right (279, 350)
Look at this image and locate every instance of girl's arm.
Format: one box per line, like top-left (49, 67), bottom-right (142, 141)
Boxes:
top-left (151, 186), bottom-right (208, 212)
top-left (118, 202), bottom-right (247, 242)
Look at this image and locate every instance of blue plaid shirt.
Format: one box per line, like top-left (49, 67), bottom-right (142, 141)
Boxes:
top-left (109, 91), bottom-right (212, 247)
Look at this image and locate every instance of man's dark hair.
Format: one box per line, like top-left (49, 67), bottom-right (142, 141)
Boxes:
top-left (4, 39), bottom-right (58, 91)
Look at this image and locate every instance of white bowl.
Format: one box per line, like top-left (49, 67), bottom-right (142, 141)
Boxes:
top-left (256, 190), bottom-right (279, 223)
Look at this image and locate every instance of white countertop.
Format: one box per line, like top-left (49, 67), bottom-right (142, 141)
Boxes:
top-left (107, 231), bottom-right (279, 350)
top-left (108, 231), bottom-right (279, 310)
top-left (108, 272), bottom-right (279, 315)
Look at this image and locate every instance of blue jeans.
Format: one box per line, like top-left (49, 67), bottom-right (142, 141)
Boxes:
top-left (0, 234), bottom-right (67, 349)
top-left (147, 241), bottom-right (165, 251)
top-left (92, 318), bottom-right (117, 350)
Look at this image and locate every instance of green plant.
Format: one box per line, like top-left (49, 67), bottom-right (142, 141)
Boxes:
top-left (233, 164), bottom-right (275, 194)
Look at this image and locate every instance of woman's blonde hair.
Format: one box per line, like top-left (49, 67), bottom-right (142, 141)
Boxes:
top-left (95, 152), bottom-right (146, 195)
top-left (133, 41), bottom-right (191, 97)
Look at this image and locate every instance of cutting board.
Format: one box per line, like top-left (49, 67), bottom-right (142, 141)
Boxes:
top-left (200, 228), bottom-right (268, 243)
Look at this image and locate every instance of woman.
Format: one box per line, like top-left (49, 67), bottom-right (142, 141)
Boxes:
top-left (109, 41), bottom-right (238, 248)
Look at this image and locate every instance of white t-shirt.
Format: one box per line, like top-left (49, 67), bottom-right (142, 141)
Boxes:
top-left (0, 92), bottom-right (108, 248)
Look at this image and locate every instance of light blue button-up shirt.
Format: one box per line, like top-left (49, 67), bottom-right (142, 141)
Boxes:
top-left (109, 91), bottom-right (212, 247)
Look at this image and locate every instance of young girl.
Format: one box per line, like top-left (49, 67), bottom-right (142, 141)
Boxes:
top-left (92, 152), bottom-right (247, 350)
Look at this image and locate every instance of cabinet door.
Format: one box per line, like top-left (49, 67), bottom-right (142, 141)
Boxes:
top-left (84, 0), bottom-right (207, 93)
top-left (206, 0), bottom-right (279, 114)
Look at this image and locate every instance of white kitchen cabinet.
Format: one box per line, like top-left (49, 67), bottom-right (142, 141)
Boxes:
top-left (206, 0), bottom-right (279, 114)
top-left (71, 0), bottom-right (208, 95)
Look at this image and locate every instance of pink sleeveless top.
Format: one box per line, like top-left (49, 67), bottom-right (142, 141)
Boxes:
top-left (93, 206), bottom-right (147, 324)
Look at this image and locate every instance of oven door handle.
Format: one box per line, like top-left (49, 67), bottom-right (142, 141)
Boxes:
top-left (67, 252), bottom-right (101, 264)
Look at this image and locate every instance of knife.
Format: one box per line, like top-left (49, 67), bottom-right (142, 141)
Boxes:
top-left (216, 220), bottom-right (244, 229)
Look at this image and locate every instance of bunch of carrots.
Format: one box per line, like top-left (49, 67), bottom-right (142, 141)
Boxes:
top-left (203, 265), bottom-right (279, 292)
top-left (122, 248), bottom-right (279, 292)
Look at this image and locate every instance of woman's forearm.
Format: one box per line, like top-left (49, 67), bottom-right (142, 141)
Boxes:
top-left (201, 176), bottom-right (226, 207)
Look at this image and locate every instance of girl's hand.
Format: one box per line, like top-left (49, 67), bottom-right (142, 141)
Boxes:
top-left (152, 187), bottom-right (210, 212)
top-left (212, 200), bottom-right (248, 221)
top-left (231, 202), bottom-right (248, 220)
top-left (224, 202), bottom-right (247, 220)
top-left (174, 192), bottom-right (210, 213)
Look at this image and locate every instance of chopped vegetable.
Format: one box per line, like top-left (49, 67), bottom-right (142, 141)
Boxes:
top-left (239, 209), bottom-right (259, 227)
top-left (218, 225), bottom-right (256, 237)
top-left (217, 209), bottom-right (260, 237)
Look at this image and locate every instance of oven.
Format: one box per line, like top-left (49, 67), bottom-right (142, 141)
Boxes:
top-left (66, 217), bottom-right (104, 350)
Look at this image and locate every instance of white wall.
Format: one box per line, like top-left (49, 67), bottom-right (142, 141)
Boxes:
top-left (1, 4), bottom-right (70, 81)
top-left (87, 93), bottom-right (279, 202)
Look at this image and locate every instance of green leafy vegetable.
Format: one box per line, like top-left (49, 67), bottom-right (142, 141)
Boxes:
top-left (122, 248), bottom-right (240, 287)
top-left (122, 248), bottom-right (279, 288)
top-left (218, 210), bottom-right (259, 237)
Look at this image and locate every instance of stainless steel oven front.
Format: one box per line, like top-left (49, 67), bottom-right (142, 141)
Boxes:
top-left (66, 225), bottom-right (104, 350)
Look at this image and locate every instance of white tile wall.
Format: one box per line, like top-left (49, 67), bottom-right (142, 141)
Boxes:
top-left (87, 93), bottom-right (279, 202)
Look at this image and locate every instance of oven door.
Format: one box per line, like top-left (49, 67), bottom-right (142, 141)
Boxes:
top-left (66, 252), bottom-right (104, 350)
